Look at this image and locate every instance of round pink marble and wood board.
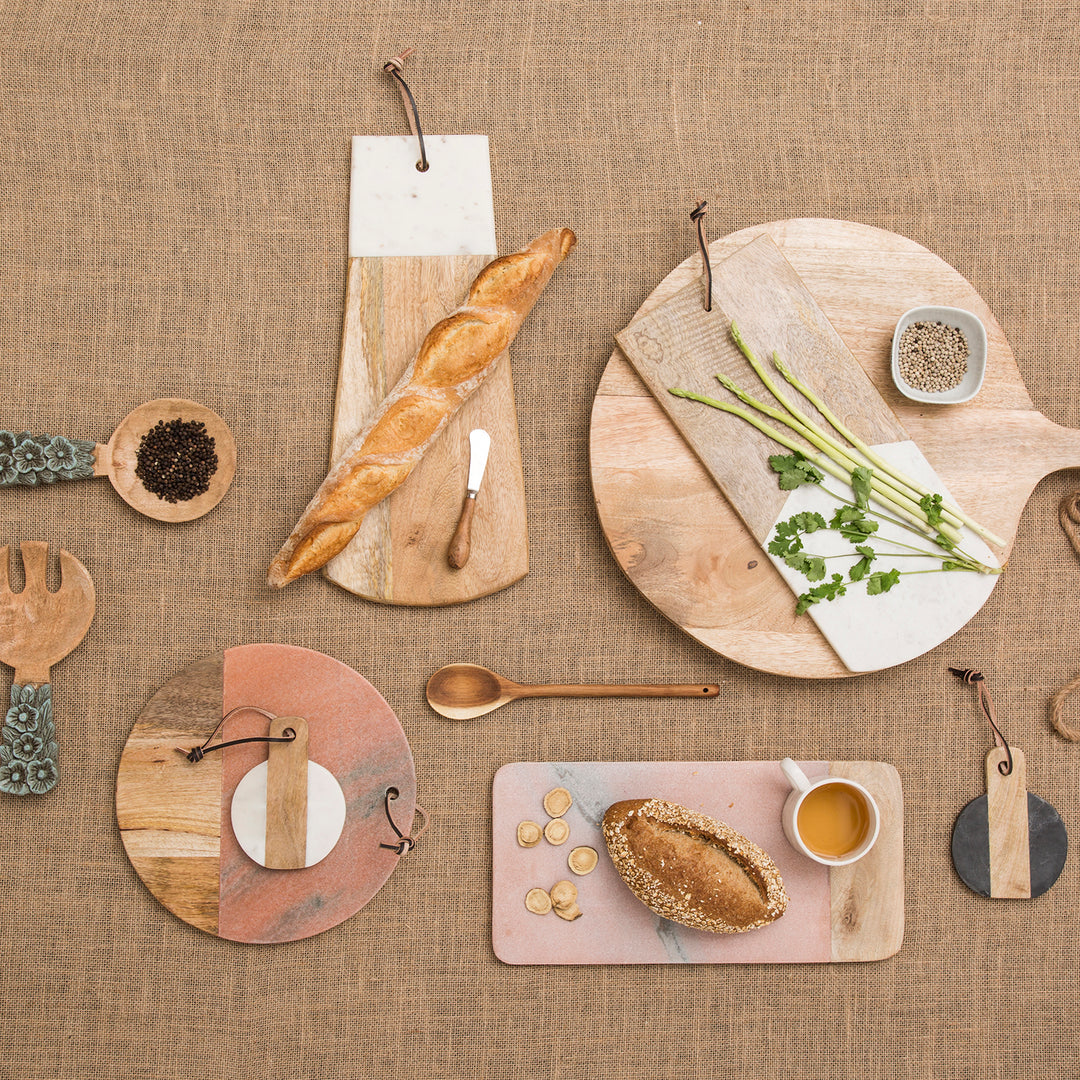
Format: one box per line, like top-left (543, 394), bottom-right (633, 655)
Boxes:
top-left (116, 644), bottom-right (417, 943)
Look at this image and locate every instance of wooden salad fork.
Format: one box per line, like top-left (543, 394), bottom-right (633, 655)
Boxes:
top-left (0, 542), bottom-right (95, 795)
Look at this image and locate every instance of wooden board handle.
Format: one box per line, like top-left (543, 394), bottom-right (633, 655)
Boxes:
top-left (985, 746), bottom-right (1030, 898)
top-left (448, 496), bottom-right (477, 569)
top-left (264, 715), bottom-right (309, 870)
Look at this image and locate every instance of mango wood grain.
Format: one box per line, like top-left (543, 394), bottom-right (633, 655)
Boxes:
top-left (323, 255), bottom-right (529, 605)
top-left (115, 653), bottom-right (223, 935)
top-left (985, 746), bottom-right (1031, 898)
top-left (591, 218), bottom-right (1080, 677)
top-left (264, 716), bottom-right (308, 870)
top-left (829, 761), bottom-right (904, 962)
top-left (0, 543), bottom-right (95, 686)
top-left (616, 234), bottom-right (912, 544)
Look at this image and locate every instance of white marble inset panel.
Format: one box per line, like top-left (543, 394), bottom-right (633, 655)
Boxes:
top-left (231, 760), bottom-right (347, 869)
top-left (765, 440), bottom-right (1000, 672)
top-left (349, 134), bottom-right (496, 257)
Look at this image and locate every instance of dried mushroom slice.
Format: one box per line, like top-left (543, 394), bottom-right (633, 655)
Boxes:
top-left (549, 880), bottom-right (578, 909)
top-left (553, 902), bottom-right (583, 922)
top-left (544, 817), bottom-right (571, 845)
top-left (525, 888), bottom-right (552, 915)
top-left (516, 821), bottom-right (543, 848)
top-left (567, 846), bottom-right (599, 876)
top-left (543, 787), bottom-right (573, 818)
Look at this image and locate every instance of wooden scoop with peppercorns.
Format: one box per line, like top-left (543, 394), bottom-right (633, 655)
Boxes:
top-left (0, 398), bottom-right (235, 522)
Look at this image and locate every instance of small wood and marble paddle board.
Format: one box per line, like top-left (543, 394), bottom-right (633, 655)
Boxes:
top-left (951, 747), bottom-right (1067, 898)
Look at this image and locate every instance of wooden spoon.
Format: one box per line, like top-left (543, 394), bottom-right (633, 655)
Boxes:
top-left (1, 398), bottom-right (236, 522)
top-left (426, 663), bottom-right (720, 719)
top-left (0, 542), bottom-right (95, 794)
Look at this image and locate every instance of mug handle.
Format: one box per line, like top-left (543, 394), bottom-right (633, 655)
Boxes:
top-left (780, 757), bottom-right (812, 793)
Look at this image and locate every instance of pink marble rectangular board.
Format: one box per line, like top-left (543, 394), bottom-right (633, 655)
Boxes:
top-left (492, 760), bottom-right (904, 965)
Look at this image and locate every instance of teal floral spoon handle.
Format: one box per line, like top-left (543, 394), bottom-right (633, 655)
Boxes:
top-left (0, 430), bottom-right (98, 486)
top-left (1, 684), bottom-right (57, 794)
top-left (0, 544), bottom-right (95, 795)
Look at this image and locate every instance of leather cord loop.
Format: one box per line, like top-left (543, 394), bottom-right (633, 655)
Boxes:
top-left (690, 201), bottom-right (712, 312)
top-left (950, 667), bottom-right (1013, 775)
top-left (177, 706), bottom-right (293, 763)
top-left (380, 786), bottom-right (429, 854)
top-left (383, 49), bottom-right (429, 172)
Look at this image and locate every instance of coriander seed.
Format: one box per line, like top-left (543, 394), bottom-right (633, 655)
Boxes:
top-left (897, 320), bottom-right (969, 393)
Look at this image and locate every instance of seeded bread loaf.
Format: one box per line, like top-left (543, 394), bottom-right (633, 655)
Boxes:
top-left (268, 227), bottom-right (576, 588)
top-left (602, 798), bottom-right (788, 933)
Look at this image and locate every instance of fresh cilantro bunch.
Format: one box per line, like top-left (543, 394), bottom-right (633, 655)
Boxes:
top-left (767, 452), bottom-right (964, 615)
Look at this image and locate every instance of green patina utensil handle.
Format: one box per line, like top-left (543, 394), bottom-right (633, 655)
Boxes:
top-left (0, 430), bottom-right (97, 486)
top-left (0, 683), bottom-right (58, 795)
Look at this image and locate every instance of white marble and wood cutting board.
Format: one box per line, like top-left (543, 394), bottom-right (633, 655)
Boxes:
top-left (323, 135), bottom-right (529, 605)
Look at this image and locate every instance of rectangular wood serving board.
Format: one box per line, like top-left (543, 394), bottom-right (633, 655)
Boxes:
top-left (492, 760), bottom-right (903, 965)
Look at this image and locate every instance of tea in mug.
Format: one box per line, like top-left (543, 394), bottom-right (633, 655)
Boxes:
top-left (796, 782), bottom-right (872, 859)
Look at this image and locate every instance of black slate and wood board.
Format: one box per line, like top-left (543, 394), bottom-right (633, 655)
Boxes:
top-left (951, 748), bottom-right (1067, 899)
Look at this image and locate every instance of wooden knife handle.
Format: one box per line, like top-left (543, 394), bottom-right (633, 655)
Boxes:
top-left (448, 496), bottom-right (477, 569)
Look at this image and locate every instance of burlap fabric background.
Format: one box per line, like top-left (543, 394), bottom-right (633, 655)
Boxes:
top-left (2, 2), bottom-right (1079, 1077)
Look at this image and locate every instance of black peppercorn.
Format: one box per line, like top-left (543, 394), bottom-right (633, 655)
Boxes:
top-left (134, 417), bottom-right (218, 503)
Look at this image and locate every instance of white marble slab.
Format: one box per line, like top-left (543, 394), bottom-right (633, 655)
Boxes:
top-left (230, 759), bottom-right (347, 869)
top-left (349, 134), bottom-right (496, 257)
top-left (765, 440), bottom-right (1000, 672)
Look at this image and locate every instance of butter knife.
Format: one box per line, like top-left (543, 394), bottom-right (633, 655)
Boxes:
top-left (448, 429), bottom-right (491, 568)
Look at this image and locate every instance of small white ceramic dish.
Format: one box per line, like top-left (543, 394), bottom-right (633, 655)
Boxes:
top-left (891, 305), bottom-right (987, 404)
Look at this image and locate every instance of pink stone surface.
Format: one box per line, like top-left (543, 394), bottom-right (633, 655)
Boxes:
top-left (217, 644), bottom-right (416, 944)
top-left (492, 761), bottom-right (833, 964)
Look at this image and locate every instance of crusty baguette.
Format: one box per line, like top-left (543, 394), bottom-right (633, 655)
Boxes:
top-left (268, 227), bottom-right (576, 587)
top-left (602, 798), bottom-right (788, 934)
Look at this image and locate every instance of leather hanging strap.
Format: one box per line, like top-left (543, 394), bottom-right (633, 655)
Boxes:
top-left (383, 49), bottom-right (429, 172)
top-left (950, 668), bottom-right (1013, 774)
top-left (690, 201), bottom-right (712, 312)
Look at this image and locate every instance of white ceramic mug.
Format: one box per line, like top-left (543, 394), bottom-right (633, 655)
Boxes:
top-left (780, 758), bottom-right (881, 867)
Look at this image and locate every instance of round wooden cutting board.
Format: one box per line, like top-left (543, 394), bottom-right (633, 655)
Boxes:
top-left (590, 218), bottom-right (1080, 678)
top-left (115, 644), bottom-right (417, 943)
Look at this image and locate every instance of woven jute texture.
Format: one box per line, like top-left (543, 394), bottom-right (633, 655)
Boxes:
top-left (3, 2), bottom-right (1080, 1077)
